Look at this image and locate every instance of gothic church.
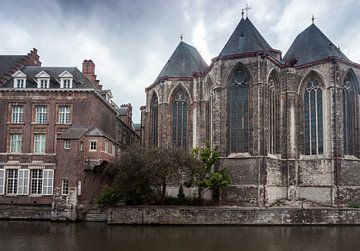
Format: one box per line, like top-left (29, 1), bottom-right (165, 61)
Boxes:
top-left (141, 16), bottom-right (360, 207)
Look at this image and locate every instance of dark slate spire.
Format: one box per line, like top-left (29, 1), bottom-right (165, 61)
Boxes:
top-left (157, 41), bottom-right (208, 79)
top-left (219, 17), bottom-right (275, 56)
top-left (283, 24), bottom-right (349, 66)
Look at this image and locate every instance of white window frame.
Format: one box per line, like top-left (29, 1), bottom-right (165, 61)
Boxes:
top-left (61, 78), bottom-right (73, 89)
top-left (6, 169), bottom-right (18, 195)
top-left (34, 133), bottom-right (46, 153)
top-left (15, 78), bottom-right (26, 88)
top-left (58, 105), bottom-right (71, 124)
top-left (0, 169), bottom-right (5, 195)
top-left (11, 105), bottom-right (24, 123)
top-left (61, 179), bottom-right (69, 195)
top-left (35, 105), bottom-right (48, 124)
top-left (80, 142), bottom-right (84, 151)
top-left (89, 141), bottom-right (97, 151)
top-left (42, 169), bottom-right (54, 195)
top-left (17, 169), bottom-right (29, 195)
top-left (37, 79), bottom-right (49, 89)
top-left (30, 169), bottom-right (43, 195)
top-left (104, 140), bottom-right (109, 153)
top-left (9, 133), bottom-right (22, 153)
top-left (64, 140), bottom-right (70, 149)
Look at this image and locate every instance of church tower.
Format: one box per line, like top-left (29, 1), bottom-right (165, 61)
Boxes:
top-left (142, 40), bottom-right (207, 149)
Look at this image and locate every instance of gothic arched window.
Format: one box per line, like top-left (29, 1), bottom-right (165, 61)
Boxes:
top-left (150, 93), bottom-right (158, 147)
top-left (304, 79), bottom-right (323, 155)
top-left (172, 87), bottom-right (188, 148)
top-left (268, 74), bottom-right (280, 154)
top-left (343, 73), bottom-right (357, 155)
top-left (229, 67), bottom-right (249, 153)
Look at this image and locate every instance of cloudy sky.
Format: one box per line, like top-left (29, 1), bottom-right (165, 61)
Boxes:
top-left (1, 0), bottom-right (359, 122)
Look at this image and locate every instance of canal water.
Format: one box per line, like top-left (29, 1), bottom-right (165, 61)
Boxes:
top-left (1, 221), bottom-right (360, 251)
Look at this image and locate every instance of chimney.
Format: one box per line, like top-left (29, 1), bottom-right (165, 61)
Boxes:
top-left (82, 59), bottom-right (102, 90)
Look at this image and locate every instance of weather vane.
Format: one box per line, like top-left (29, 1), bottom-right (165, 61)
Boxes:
top-left (312, 14), bottom-right (315, 24)
top-left (180, 34), bottom-right (183, 41)
top-left (242, 4), bottom-right (252, 18)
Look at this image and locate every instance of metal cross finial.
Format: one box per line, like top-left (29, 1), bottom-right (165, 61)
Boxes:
top-left (312, 15), bottom-right (315, 24)
top-left (180, 34), bottom-right (183, 41)
top-left (242, 4), bottom-right (252, 18)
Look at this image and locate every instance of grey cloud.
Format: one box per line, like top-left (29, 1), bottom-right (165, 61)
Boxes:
top-left (0, 0), bottom-right (359, 122)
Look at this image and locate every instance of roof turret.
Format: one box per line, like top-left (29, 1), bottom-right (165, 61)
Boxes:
top-left (219, 18), bottom-right (277, 57)
top-left (283, 24), bottom-right (349, 66)
top-left (157, 41), bottom-right (207, 80)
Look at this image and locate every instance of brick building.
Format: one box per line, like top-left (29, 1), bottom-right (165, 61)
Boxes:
top-left (142, 17), bottom-right (360, 207)
top-left (0, 52), bottom-right (139, 219)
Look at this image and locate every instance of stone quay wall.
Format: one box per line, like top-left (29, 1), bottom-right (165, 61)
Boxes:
top-left (0, 204), bottom-right (51, 220)
top-left (108, 206), bottom-right (360, 225)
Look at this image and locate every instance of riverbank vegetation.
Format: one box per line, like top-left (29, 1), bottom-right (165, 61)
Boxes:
top-left (97, 144), bottom-right (231, 207)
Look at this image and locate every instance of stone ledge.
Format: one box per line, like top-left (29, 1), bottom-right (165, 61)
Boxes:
top-left (107, 206), bottom-right (360, 225)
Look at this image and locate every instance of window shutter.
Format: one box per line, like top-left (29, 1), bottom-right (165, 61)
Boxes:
top-left (17, 169), bottom-right (29, 195)
top-left (0, 169), bottom-right (5, 195)
top-left (42, 169), bottom-right (54, 195)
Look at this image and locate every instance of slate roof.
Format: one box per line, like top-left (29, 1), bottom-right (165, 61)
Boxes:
top-left (0, 55), bottom-right (25, 77)
top-left (116, 107), bottom-right (128, 116)
top-left (157, 41), bottom-right (208, 79)
top-left (1, 66), bottom-right (96, 89)
top-left (58, 126), bottom-right (115, 142)
top-left (220, 18), bottom-right (275, 56)
top-left (283, 24), bottom-right (349, 66)
top-left (57, 127), bottom-right (89, 139)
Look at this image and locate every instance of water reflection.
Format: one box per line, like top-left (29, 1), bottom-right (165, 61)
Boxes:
top-left (1, 221), bottom-right (360, 251)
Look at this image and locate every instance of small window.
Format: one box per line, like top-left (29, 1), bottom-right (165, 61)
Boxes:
top-left (61, 179), bottom-right (69, 195)
top-left (64, 140), bottom-right (70, 149)
top-left (15, 79), bottom-right (26, 88)
top-left (11, 105), bottom-right (24, 123)
top-left (104, 141), bottom-right (109, 153)
top-left (31, 169), bottom-right (42, 195)
top-left (38, 79), bottom-right (49, 89)
top-left (62, 79), bottom-right (72, 89)
top-left (90, 141), bottom-right (97, 151)
top-left (6, 169), bottom-right (18, 194)
top-left (58, 105), bottom-right (71, 124)
top-left (80, 142), bottom-right (84, 151)
top-left (35, 106), bottom-right (48, 124)
top-left (34, 133), bottom-right (46, 153)
top-left (9, 133), bottom-right (22, 153)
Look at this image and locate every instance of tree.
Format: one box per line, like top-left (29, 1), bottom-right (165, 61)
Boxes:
top-left (187, 142), bottom-right (220, 202)
top-left (148, 147), bottom-right (198, 205)
top-left (205, 169), bottom-right (231, 205)
top-left (108, 145), bottom-right (158, 205)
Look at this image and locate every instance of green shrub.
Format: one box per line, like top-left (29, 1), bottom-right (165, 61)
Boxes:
top-left (96, 185), bottom-right (122, 207)
top-left (349, 203), bottom-right (360, 208)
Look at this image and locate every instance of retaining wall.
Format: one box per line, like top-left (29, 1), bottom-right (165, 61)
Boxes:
top-left (108, 206), bottom-right (360, 225)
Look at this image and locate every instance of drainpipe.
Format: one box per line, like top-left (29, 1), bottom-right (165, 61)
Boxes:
top-left (332, 59), bottom-right (339, 207)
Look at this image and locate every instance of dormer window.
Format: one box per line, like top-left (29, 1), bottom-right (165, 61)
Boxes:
top-left (62, 79), bottom-right (72, 89)
top-left (16, 79), bottom-right (26, 88)
top-left (35, 71), bottom-right (50, 89)
top-left (59, 71), bottom-right (73, 89)
top-left (12, 70), bottom-right (27, 88)
top-left (39, 79), bottom-right (49, 88)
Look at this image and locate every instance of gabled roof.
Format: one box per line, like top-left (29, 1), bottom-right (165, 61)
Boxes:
top-left (220, 17), bottom-right (275, 56)
top-left (283, 24), bottom-right (349, 66)
top-left (58, 126), bottom-right (115, 142)
top-left (57, 127), bottom-right (89, 139)
top-left (157, 41), bottom-right (208, 79)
